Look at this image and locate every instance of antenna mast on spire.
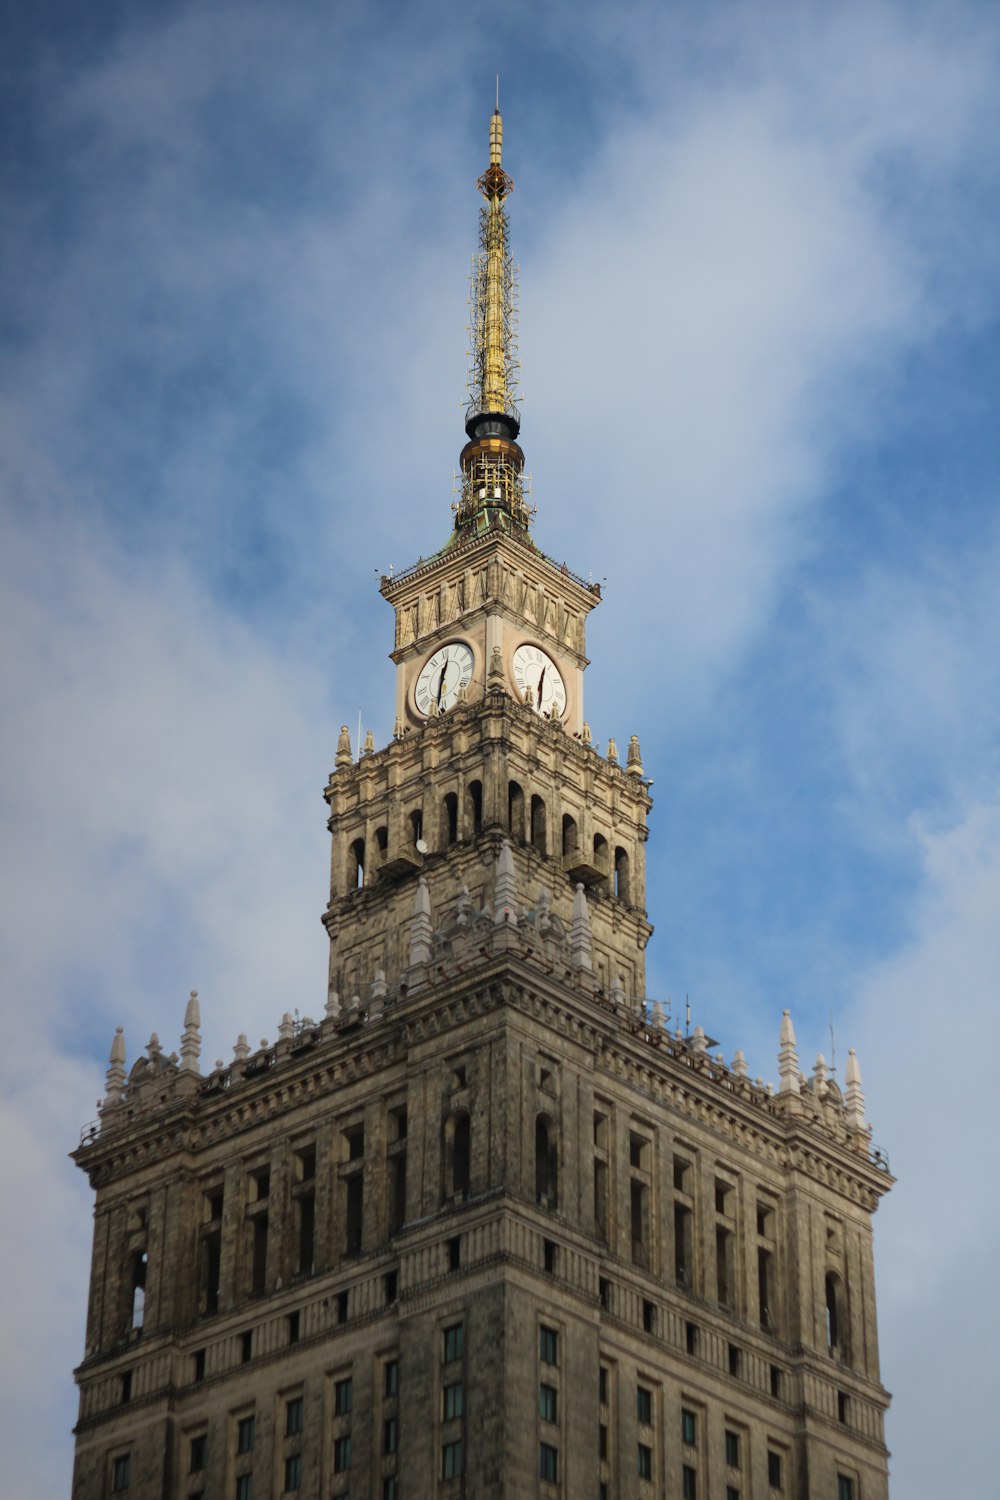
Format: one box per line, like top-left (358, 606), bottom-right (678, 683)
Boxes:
top-left (453, 101), bottom-right (529, 540)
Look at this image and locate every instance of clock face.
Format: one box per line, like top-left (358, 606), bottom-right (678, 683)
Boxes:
top-left (414, 641), bottom-right (474, 716)
top-left (512, 643), bottom-right (567, 718)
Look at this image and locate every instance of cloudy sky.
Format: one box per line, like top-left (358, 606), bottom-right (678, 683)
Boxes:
top-left (2, 0), bottom-right (998, 1494)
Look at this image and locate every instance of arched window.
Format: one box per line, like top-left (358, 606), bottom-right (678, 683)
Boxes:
top-left (508, 781), bottom-right (525, 841)
top-left (530, 795), bottom-right (547, 855)
top-left (826, 1273), bottom-right (849, 1360)
top-left (348, 838), bottom-right (365, 890)
top-left (614, 847), bottom-right (631, 904)
top-left (593, 833), bottom-right (609, 875)
top-left (444, 1112), bottom-right (471, 1201)
top-left (129, 1252), bottom-right (147, 1332)
top-left (442, 792), bottom-right (459, 846)
top-left (535, 1115), bottom-right (558, 1207)
top-left (562, 813), bottom-right (578, 857)
top-left (466, 779), bottom-right (483, 836)
top-left (409, 809), bottom-right (424, 847)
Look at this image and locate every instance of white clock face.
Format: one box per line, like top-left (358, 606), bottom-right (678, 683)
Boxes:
top-left (512, 643), bottom-right (566, 717)
top-left (414, 641), bottom-right (474, 716)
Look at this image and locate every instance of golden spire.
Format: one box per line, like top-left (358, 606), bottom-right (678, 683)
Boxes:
top-left (454, 105), bottom-right (530, 540)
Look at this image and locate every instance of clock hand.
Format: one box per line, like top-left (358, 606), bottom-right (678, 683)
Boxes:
top-left (537, 666), bottom-right (546, 703)
top-left (437, 663), bottom-right (447, 706)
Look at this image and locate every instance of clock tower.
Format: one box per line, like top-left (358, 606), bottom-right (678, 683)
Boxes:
top-left (324, 106), bottom-right (654, 1013)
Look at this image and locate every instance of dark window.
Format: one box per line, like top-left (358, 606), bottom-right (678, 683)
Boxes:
top-left (334, 1435), bottom-right (352, 1473)
top-left (725, 1430), bottom-right (740, 1468)
top-left (236, 1477), bottom-right (253, 1500)
top-left (202, 1230), bottom-right (221, 1314)
top-left (467, 780), bottom-right (483, 836)
top-left (637, 1386), bottom-right (652, 1425)
top-left (189, 1435), bottom-right (207, 1473)
top-left (193, 1348), bottom-right (206, 1382)
top-left (444, 1323), bottom-right (464, 1362)
top-left (335, 1378), bottom-right (353, 1415)
top-left (539, 1442), bottom-right (558, 1482)
top-left (758, 1247), bottom-right (775, 1331)
top-left (675, 1203), bottom-right (693, 1285)
top-left (120, 1370), bottom-right (132, 1403)
top-left (237, 1416), bottom-right (255, 1454)
top-left (448, 1235), bottom-right (461, 1272)
top-left (285, 1397), bottom-right (303, 1436)
top-left (562, 813), bottom-right (578, 856)
top-left (682, 1409), bottom-right (697, 1445)
top-left (685, 1322), bottom-right (698, 1355)
top-left (632, 1180), bottom-right (649, 1265)
top-left (642, 1299), bottom-right (655, 1333)
top-left (838, 1390), bottom-right (849, 1424)
top-left (717, 1226), bottom-right (734, 1305)
top-left (508, 781), bottom-right (525, 840)
top-left (129, 1253), bottom-right (147, 1331)
top-left (826, 1272), bottom-right (847, 1356)
top-left (337, 1289), bottom-right (349, 1323)
top-left (535, 1116), bottom-right (557, 1205)
top-left (715, 1179), bottom-right (731, 1214)
top-left (111, 1454), bottom-right (130, 1492)
top-left (346, 1125), bottom-right (365, 1160)
top-left (614, 846), bottom-right (631, 903)
top-left (383, 1479), bottom-right (398, 1500)
top-left (384, 1416), bottom-right (398, 1455)
top-left (683, 1466), bottom-right (698, 1499)
top-left (673, 1157), bottom-right (691, 1192)
top-left (599, 1424), bottom-right (608, 1459)
top-left (757, 1203), bottom-right (774, 1238)
top-left (543, 1238), bottom-right (556, 1274)
top-left (345, 1176), bottom-right (363, 1256)
top-left (389, 1152), bottom-right (407, 1234)
top-left (837, 1478), bottom-right (855, 1500)
top-left (443, 1381), bottom-right (464, 1420)
top-left (768, 1451), bottom-right (783, 1489)
top-left (599, 1366), bottom-right (609, 1404)
top-left (240, 1329), bottom-right (252, 1363)
top-left (770, 1364), bottom-right (782, 1399)
top-left (451, 1112), bottom-right (471, 1198)
top-left (539, 1326), bottom-right (558, 1365)
top-left (385, 1269), bottom-right (398, 1304)
top-left (287, 1310), bottom-right (300, 1345)
top-left (599, 1276), bottom-right (610, 1309)
top-left (637, 1444), bottom-right (652, 1479)
top-left (539, 1384), bottom-right (557, 1423)
top-left (296, 1191), bottom-right (315, 1274)
top-left (728, 1490), bottom-right (741, 1500)
top-left (409, 808), bottom-right (423, 846)
top-left (283, 1454), bottom-right (301, 1493)
top-left (728, 1343), bottom-right (741, 1377)
top-left (384, 1360), bottom-right (398, 1396)
top-left (594, 1158), bottom-right (609, 1239)
top-left (442, 1439), bottom-right (463, 1479)
top-left (443, 792), bottom-right (459, 845)
top-left (295, 1145), bottom-right (316, 1180)
top-left (349, 837), bottom-right (365, 888)
top-left (530, 794), bottom-right (547, 854)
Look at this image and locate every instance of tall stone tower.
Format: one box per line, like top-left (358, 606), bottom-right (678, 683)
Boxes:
top-left (71, 109), bottom-right (894, 1500)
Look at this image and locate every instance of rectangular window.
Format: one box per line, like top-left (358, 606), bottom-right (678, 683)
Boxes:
top-left (240, 1329), bottom-right (253, 1363)
top-left (768, 1451), bottom-right (783, 1489)
top-left (725, 1430), bottom-right (740, 1468)
top-left (385, 1359), bottom-right (399, 1396)
top-left (539, 1326), bottom-right (558, 1365)
top-left (283, 1453), bottom-right (301, 1493)
top-left (728, 1343), bottom-right (741, 1377)
top-left (838, 1390), bottom-right (849, 1424)
top-left (642, 1299), bottom-right (655, 1333)
top-left (682, 1409), bottom-right (697, 1445)
top-left (285, 1397), bottom-right (303, 1436)
top-left (193, 1348), bottom-right (206, 1382)
top-left (287, 1310), bottom-right (300, 1345)
top-left (727, 1490), bottom-right (741, 1500)
top-left (637, 1443), bottom-right (652, 1479)
top-left (770, 1365), bottom-right (782, 1399)
top-left (539, 1384), bottom-right (557, 1423)
top-left (599, 1424), bottom-right (608, 1459)
top-left (236, 1477), bottom-right (253, 1500)
top-left (837, 1479), bottom-right (855, 1500)
top-left (334, 1435), bottom-right (352, 1473)
top-left (384, 1416), bottom-right (398, 1455)
top-left (443, 1381), bottom-right (464, 1420)
top-left (335, 1377), bottom-right (353, 1416)
top-left (345, 1175), bottom-right (363, 1255)
top-left (443, 1322), bottom-right (464, 1362)
top-left (383, 1479), bottom-right (398, 1500)
top-left (442, 1439), bottom-right (463, 1479)
top-left (686, 1322), bottom-right (698, 1355)
top-left (683, 1465), bottom-right (698, 1499)
top-left (637, 1386), bottom-right (652, 1425)
top-left (111, 1454), bottom-right (130, 1492)
top-left (120, 1370), bottom-right (131, 1403)
top-left (190, 1435), bottom-right (207, 1473)
top-left (599, 1366), bottom-right (609, 1404)
top-left (237, 1417), bottom-right (255, 1455)
top-left (539, 1443), bottom-right (559, 1482)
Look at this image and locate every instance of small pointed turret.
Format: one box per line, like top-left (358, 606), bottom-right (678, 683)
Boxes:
top-left (179, 990), bottom-right (201, 1073)
top-left (626, 735), bottom-right (644, 776)
top-left (845, 1047), bottom-right (866, 1132)
top-left (607, 737), bottom-right (619, 765)
top-left (494, 841), bottom-right (518, 925)
top-left (570, 883), bottom-right (593, 970)
top-left (778, 1010), bottom-right (800, 1095)
top-left (103, 1027), bottom-right (127, 1108)
top-left (335, 725), bottom-right (353, 769)
top-left (409, 877), bottom-right (434, 970)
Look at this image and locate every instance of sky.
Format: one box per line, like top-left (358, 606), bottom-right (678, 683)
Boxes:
top-left (1, 0), bottom-right (998, 1494)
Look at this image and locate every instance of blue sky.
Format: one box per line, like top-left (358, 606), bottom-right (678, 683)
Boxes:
top-left (2, 1), bottom-right (999, 1494)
